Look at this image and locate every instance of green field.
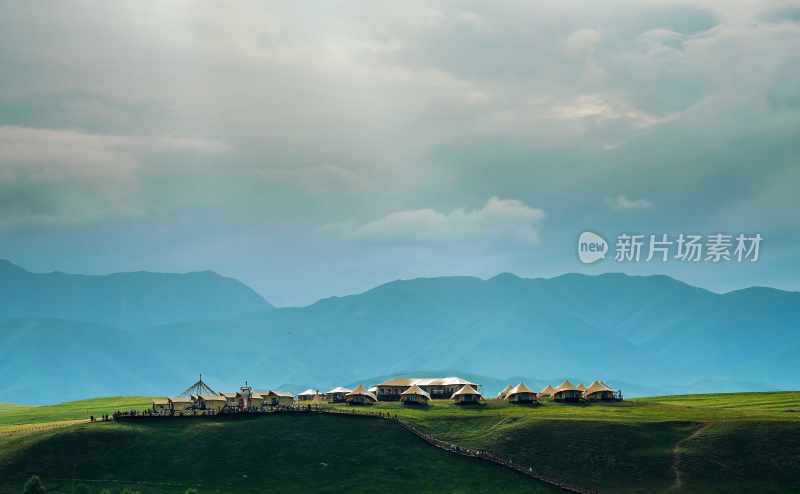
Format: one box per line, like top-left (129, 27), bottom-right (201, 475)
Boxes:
top-left (1, 392), bottom-right (799, 493)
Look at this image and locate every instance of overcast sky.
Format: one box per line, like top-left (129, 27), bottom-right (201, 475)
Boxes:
top-left (1, 1), bottom-right (798, 306)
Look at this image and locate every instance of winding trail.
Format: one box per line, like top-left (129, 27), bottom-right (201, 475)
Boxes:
top-left (670, 421), bottom-right (714, 492)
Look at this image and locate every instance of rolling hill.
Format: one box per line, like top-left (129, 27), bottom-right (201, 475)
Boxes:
top-left (0, 260), bottom-right (798, 403)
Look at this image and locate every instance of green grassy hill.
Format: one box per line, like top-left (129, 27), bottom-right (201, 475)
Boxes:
top-left (1, 392), bottom-right (799, 493)
top-left (0, 414), bottom-right (558, 494)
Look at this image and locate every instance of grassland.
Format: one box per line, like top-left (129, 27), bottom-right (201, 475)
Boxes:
top-left (1, 392), bottom-right (799, 493)
top-left (0, 414), bottom-right (559, 494)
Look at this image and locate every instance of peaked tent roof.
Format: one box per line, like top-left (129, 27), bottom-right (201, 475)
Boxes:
top-left (178, 375), bottom-right (217, 398)
top-left (325, 386), bottom-right (353, 394)
top-left (401, 384), bottom-right (431, 399)
top-left (540, 384), bottom-right (555, 396)
top-left (453, 384), bottom-right (482, 398)
top-left (577, 383), bottom-right (586, 391)
top-left (298, 388), bottom-right (318, 396)
top-left (198, 394), bottom-right (226, 402)
top-left (497, 384), bottom-right (513, 399)
top-left (170, 396), bottom-right (194, 404)
top-left (585, 380), bottom-right (615, 396)
top-left (507, 383), bottom-right (535, 397)
top-left (554, 380), bottom-right (578, 393)
top-left (347, 384), bottom-right (377, 401)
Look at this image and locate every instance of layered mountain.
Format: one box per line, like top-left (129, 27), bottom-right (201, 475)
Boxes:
top-left (0, 259), bottom-right (271, 329)
top-left (0, 261), bottom-right (797, 403)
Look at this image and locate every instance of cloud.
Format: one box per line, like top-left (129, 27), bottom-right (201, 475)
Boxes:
top-left (324, 197), bottom-right (545, 246)
top-left (608, 194), bottom-right (654, 210)
top-left (0, 126), bottom-right (229, 229)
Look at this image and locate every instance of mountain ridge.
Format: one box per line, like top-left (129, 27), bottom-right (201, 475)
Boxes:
top-left (0, 259), bottom-right (798, 403)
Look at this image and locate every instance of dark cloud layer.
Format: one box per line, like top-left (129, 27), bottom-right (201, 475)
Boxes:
top-left (0, 1), bottom-right (798, 305)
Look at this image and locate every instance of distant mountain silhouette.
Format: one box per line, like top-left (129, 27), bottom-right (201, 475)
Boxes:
top-left (1, 263), bottom-right (797, 403)
top-left (0, 260), bottom-right (272, 329)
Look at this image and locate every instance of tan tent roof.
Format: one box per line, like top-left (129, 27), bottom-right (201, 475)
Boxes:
top-left (453, 384), bottom-right (482, 398)
top-left (152, 398), bottom-right (170, 405)
top-left (347, 384), bottom-right (377, 401)
top-left (577, 383), bottom-right (586, 391)
top-left (401, 384), bottom-right (431, 399)
top-left (496, 384), bottom-right (512, 399)
top-left (169, 397), bottom-right (194, 404)
top-left (270, 390), bottom-right (294, 398)
top-left (220, 392), bottom-right (237, 399)
top-left (554, 380), bottom-right (578, 393)
top-left (540, 384), bottom-right (555, 396)
top-left (325, 386), bottom-right (353, 394)
top-left (585, 380), bottom-right (614, 396)
top-left (198, 394), bottom-right (226, 402)
top-left (507, 383), bottom-right (535, 397)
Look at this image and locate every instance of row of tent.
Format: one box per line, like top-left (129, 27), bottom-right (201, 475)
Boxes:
top-left (497, 380), bottom-right (618, 402)
top-left (301, 384), bottom-right (485, 405)
top-left (152, 388), bottom-right (295, 414)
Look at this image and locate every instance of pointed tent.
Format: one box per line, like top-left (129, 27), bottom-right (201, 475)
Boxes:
top-left (577, 383), bottom-right (586, 392)
top-left (584, 380), bottom-right (615, 401)
top-left (453, 384), bottom-right (482, 404)
top-left (553, 380), bottom-right (582, 402)
top-left (496, 384), bottom-right (513, 400)
top-left (506, 383), bottom-right (537, 403)
top-left (178, 374), bottom-right (217, 398)
top-left (540, 384), bottom-right (555, 397)
top-left (401, 384), bottom-right (431, 405)
top-left (346, 384), bottom-right (377, 404)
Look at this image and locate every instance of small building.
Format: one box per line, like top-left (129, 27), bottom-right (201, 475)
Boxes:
top-left (169, 396), bottom-right (194, 412)
top-left (400, 385), bottom-right (431, 406)
top-left (197, 394), bottom-right (227, 413)
top-left (260, 390), bottom-right (295, 407)
top-left (297, 389), bottom-right (319, 401)
top-left (152, 398), bottom-right (171, 414)
top-left (375, 377), bottom-right (479, 401)
top-left (539, 384), bottom-right (555, 399)
top-left (220, 392), bottom-right (239, 410)
top-left (496, 384), bottom-right (512, 400)
top-left (505, 383), bottom-right (537, 404)
top-left (237, 385), bottom-right (263, 410)
top-left (553, 380), bottom-right (582, 402)
top-left (345, 384), bottom-right (377, 405)
top-left (324, 387), bottom-right (353, 403)
top-left (584, 380), bottom-right (616, 401)
top-left (452, 384), bottom-right (482, 404)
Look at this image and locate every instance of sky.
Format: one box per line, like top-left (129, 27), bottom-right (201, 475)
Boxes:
top-left (1, 0), bottom-right (799, 306)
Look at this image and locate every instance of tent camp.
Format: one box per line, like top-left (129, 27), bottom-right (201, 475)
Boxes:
top-left (496, 384), bottom-right (512, 400)
top-left (400, 384), bottom-right (431, 405)
top-left (324, 387), bottom-right (353, 403)
top-left (345, 384), bottom-right (377, 405)
top-left (584, 380), bottom-right (616, 401)
top-left (506, 383), bottom-right (537, 404)
top-left (553, 380), bottom-right (582, 402)
top-left (297, 389), bottom-right (319, 401)
top-left (197, 394), bottom-right (227, 413)
top-left (539, 385), bottom-right (555, 398)
top-left (452, 384), bottom-right (482, 404)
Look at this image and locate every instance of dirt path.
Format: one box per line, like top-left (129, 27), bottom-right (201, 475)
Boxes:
top-left (669, 421), bottom-right (714, 492)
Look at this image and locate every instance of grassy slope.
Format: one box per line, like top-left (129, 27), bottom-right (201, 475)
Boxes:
top-left (0, 397), bottom-right (153, 427)
top-left (322, 392), bottom-right (800, 494)
top-left (0, 414), bottom-right (559, 494)
top-left (1, 392), bottom-right (799, 493)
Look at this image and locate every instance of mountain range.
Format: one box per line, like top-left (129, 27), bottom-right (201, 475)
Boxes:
top-left (0, 260), bottom-right (797, 403)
